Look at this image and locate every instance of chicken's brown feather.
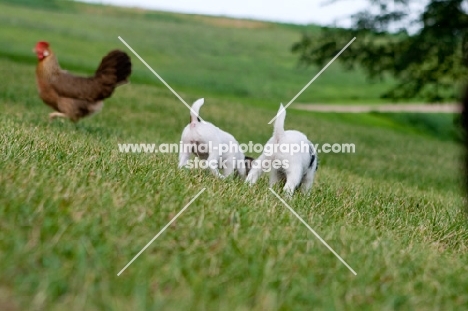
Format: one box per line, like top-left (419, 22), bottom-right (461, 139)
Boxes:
top-left (49, 74), bottom-right (102, 102)
top-left (49, 50), bottom-right (132, 101)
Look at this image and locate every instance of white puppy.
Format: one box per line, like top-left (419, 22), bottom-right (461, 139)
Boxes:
top-left (178, 98), bottom-right (247, 178)
top-left (246, 104), bottom-right (318, 196)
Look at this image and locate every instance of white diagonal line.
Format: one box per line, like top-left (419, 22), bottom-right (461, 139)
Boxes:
top-left (268, 37), bottom-right (356, 124)
top-left (269, 188), bottom-right (357, 276)
top-left (118, 36), bottom-right (204, 121)
top-left (117, 188), bottom-right (206, 276)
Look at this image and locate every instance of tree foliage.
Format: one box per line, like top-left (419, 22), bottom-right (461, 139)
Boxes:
top-left (292, 0), bottom-right (468, 102)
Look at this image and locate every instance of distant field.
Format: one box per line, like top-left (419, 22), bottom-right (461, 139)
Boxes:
top-left (1, 1), bottom-right (467, 310)
top-left (0, 0), bottom-right (396, 105)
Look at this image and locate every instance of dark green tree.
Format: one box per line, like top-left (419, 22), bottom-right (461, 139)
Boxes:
top-left (292, 0), bottom-right (468, 102)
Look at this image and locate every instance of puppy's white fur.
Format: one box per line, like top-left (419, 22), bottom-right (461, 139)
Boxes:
top-left (246, 104), bottom-right (318, 196)
top-left (179, 98), bottom-right (246, 178)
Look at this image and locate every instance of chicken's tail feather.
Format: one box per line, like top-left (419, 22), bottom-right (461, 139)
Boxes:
top-left (273, 104), bottom-right (286, 141)
top-left (94, 50), bottom-right (132, 99)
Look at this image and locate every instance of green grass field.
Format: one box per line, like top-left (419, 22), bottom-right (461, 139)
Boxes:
top-left (0, 0), bottom-right (397, 105)
top-left (1, 1), bottom-right (467, 310)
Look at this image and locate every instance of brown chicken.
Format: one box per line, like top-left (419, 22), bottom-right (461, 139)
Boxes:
top-left (34, 41), bottom-right (132, 122)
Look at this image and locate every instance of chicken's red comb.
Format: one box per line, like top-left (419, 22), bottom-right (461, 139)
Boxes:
top-left (35, 41), bottom-right (50, 49)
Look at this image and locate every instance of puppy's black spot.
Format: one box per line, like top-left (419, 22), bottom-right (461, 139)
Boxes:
top-left (309, 144), bottom-right (318, 171)
top-left (309, 154), bottom-right (316, 168)
top-left (244, 156), bottom-right (255, 175)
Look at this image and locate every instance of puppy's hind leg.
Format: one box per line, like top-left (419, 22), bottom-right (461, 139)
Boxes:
top-left (178, 151), bottom-right (191, 168)
top-left (300, 157), bottom-right (318, 194)
top-left (300, 169), bottom-right (316, 194)
top-left (283, 165), bottom-right (303, 197)
top-left (222, 157), bottom-right (236, 178)
top-left (269, 169), bottom-right (283, 187)
top-left (236, 157), bottom-right (247, 179)
top-left (207, 153), bottom-right (225, 179)
top-left (245, 154), bottom-right (267, 185)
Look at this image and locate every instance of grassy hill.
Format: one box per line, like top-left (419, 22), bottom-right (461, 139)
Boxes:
top-left (0, 0), bottom-right (396, 105)
top-left (0, 1), bottom-right (467, 310)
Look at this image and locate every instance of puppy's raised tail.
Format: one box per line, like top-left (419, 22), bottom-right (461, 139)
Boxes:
top-left (190, 98), bottom-right (205, 123)
top-left (273, 103), bottom-right (286, 141)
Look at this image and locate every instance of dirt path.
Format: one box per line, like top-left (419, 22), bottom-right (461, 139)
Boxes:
top-left (295, 103), bottom-right (461, 113)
